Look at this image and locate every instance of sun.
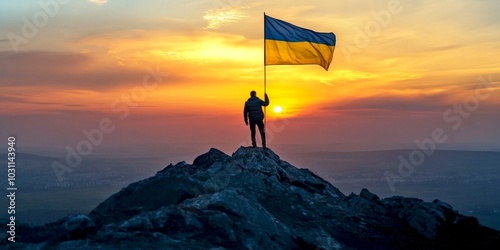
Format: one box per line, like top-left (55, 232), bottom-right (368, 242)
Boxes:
top-left (273, 106), bottom-right (283, 113)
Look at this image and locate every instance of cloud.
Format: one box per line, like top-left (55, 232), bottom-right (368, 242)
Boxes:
top-left (0, 51), bottom-right (157, 91)
top-left (88, 0), bottom-right (107, 6)
top-left (0, 94), bottom-right (91, 107)
top-left (77, 28), bottom-right (262, 70)
top-left (203, 6), bottom-right (246, 30)
top-left (320, 84), bottom-right (500, 118)
top-left (322, 92), bottom-right (455, 114)
top-left (418, 44), bottom-right (462, 53)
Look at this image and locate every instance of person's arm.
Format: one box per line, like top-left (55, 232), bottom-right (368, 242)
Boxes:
top-left (243, 103), bottom-right (249, 125)
top-left (262, 93), bottom-right (270, 107)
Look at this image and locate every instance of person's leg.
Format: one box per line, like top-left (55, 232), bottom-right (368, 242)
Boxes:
top-left (256, 120), bottom-right (266, 148)
top-left (249, 120), bottom-right (257, 147)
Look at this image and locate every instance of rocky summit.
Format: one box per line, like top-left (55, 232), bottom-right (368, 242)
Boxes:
top-left (7, 147), bottom-right (500, 249)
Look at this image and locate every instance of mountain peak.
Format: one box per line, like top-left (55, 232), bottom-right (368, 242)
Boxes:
top-left (8, 147), bottom-right (500, 249)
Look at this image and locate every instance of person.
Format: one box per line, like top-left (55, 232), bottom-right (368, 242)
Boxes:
top-left (244, 90), bottom-right (270, 149)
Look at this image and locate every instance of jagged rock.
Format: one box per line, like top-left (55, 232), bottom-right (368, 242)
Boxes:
top-left (61, 214), bottom-right (96, 240)
top-left (7, 147), bottom-right (500, 249)
top-left (383, 197), bottom-right (458, 239)
top-left (359, 188), bottom-right (381, 204)
top-left (182, 188), bottom-right (293, 249)
top-left (90, 169), bottom-right (205, 225)
top-left (193, 148), bottom-right (232, 169)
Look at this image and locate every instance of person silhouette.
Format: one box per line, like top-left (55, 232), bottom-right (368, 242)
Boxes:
top-left (244, 90), bottom-right (270, 148)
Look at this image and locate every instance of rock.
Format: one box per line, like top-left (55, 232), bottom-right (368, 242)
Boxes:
top-left (7, 147), bottom-right (500, 249)
top-left (382, 196), bottom-right (458, 239)
top-left (61, 214), bottom-right (96, 240)
top-left (193, 148), bottom-right (232, 169)
top-left (359, 188), bottom-right (381, 204)
top-left (182, 188), bottom-right (292, 249)
top-left (89, 172), bottom-right (205, 225)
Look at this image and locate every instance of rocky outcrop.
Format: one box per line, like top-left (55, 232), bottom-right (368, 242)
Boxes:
top-left (5, 147), bottom-right (500, 249)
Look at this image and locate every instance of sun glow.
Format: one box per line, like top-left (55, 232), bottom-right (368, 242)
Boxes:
top-left (273, 106), bottom-right (283, 113)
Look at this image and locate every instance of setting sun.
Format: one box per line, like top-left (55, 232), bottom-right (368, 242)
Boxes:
top-left (273, 106), bottom-right (283, 113)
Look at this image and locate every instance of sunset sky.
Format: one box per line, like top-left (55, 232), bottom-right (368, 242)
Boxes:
top-left (1, 0), bottom-right (500, 158)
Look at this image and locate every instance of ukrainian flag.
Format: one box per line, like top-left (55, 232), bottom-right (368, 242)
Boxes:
top-left (265, 15), bottom-right (336, 71)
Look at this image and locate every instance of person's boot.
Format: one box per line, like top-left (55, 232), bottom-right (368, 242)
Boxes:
top-left (262, 143), bottom-right (267, 149)
top-left (252, 141), bottom-right (257, 148)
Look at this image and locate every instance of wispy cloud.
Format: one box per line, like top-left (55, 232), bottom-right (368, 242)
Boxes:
top-left (0, 51), bottom-right (145, 91)
top-left (203, 7), bottom-right (246, 30)
top-left (325, 92), bottom-right (453, 114)
top-left (88, 0), bottom-right (107, 6)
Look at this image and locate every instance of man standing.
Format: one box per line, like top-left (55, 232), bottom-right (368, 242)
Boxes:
top-left (244, 91), bottom-right (270, 148)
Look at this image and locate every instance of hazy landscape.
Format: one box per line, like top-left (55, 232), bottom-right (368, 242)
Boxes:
top-left (2, 148), bottom-right (499, 231)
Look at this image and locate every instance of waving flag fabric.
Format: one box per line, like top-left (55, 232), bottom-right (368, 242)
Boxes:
top-left (265, 15), bottom-right (336, 70)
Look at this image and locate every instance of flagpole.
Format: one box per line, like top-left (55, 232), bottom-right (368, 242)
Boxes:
top-left (264, 13), bottom-right (267, 94)
top-left (263, 12), bottom-right (267, 145)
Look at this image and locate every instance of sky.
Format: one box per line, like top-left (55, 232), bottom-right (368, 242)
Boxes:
top-left (1, 0), bottom-right (500, 159)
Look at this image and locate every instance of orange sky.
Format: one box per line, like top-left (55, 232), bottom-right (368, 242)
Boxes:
top-left (1, 0), bottom-right (500, 156)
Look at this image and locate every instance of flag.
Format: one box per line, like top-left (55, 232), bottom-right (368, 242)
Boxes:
top-left (265, 15), bottom-right (336, 71)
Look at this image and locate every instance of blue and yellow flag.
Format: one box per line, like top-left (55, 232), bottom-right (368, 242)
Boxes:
top-left (265, 15), bottom-right (336, 71)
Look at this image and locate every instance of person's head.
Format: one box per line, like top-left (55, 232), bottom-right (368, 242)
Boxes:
top-left (250, 90), bottom-right (256, 97)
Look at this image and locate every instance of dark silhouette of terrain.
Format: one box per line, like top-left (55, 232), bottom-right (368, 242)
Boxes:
top-left (4, 147), bottom-right (499, 249)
